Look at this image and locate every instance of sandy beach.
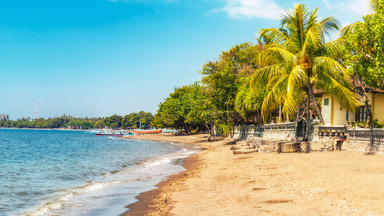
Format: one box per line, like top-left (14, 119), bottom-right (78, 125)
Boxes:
top-left (122, 134), bottom-right (384, 216)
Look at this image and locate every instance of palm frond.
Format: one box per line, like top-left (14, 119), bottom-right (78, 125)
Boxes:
top-left (281, 4), bottom-right (311, 51)
top-left (305, 7), bottom-right (318, 31)
top-left (283, 65), bottom-right (307, 117)
top-left (260, 76), bottom-right (288, 121)
top-left (313, 56), bottom-right (351, 80)
top-left (287, 65), bottom-right (307, 92)
top-left (259, 47), bottom-right (296, 67)
top-left (339, 23), bottom-right (356, 36)
top-left (259, 28), bottom-right (288, 44)
top-left (250, 64), bottom-right (284, 93)
top-left (282, 86), bottom-right (303, 118)
top-left (323, 39), bottom-right (345, 59)
top-left (319, 16), bottom-right (340, 38)
top-left (259, 28), bottom-right (297, 52)
top-left (302, 24), bottom-right (323, 56)
top-left (319, 73), bottom-right (357, 111)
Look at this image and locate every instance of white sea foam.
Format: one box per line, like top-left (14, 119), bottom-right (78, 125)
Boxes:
top-left (145, 158), bottom-right (172, 167)
top-left (28, 141), bottom-right (201, 216)
top-left (29, 181), bottom-right (119, 216)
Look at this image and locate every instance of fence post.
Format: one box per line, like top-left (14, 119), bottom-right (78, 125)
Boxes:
top-left (370, 122), bottom-right (375, 148)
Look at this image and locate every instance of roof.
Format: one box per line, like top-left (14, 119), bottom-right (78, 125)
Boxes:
top-left (313, 83), bottom-right (384, 97)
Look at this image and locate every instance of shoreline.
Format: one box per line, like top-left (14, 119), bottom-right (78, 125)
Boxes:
top-left (121, 154), bottom-right (201, 216)
top-left (120, 134), bottom-right (210, 216)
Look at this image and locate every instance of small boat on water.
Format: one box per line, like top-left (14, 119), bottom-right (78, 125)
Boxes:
top-left (132, 129), bottom-right (163, 134)
top-left (95, 133), bottom-right (124, 136)
top-left (95, 129), bottom-right (127, 136)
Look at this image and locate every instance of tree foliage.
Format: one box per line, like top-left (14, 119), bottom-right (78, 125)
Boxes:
top-left (151, 83), bottom-right (215, 133)
top-left (234, 76), bottom-right (266, 123)
top-left (342, 0), bottom-right (384, 125)
top-left (122, 111), bottom-right (154, 129)
top-left (0, 112), bottom-right (154, 129)
top-left (153, 43), bottom-right (264, 135)
top-left (344, 1), bottom-right (384, 89)
top-left (252, 4), bottom-right (357, 125)
top-left (201, 42), bottom-right (262, 130)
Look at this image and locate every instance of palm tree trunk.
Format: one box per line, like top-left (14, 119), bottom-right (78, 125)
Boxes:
top-left (296, 100), bottom-right (301, 121)
top-left (307, 79), bottom-right (325, 125)
top-left (306, 91), bottom-right (310, 121)
top-left (305, 91), bottom-right (311, 141)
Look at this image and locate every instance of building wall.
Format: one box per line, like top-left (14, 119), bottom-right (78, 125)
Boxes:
top-left (322, 94), bottom-right (354, 125)
top-left (374, 94), bottom-right (384, 123)
top-left (322, 93), bottom-right (384, 125)
top-left (332, 96), bottom-right (351, 125)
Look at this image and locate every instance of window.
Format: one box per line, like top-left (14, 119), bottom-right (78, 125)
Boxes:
top-left (355, 106), bottom-right (370, 122)
top-left (324, 98), bottom-right (329, 106)
top-left (346, 110), bottom-right (349, 121)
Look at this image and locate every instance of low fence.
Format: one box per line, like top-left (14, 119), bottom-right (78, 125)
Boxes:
top-left (348, 128), bottom-right (384, 146)
top-left (316, 125), bottom-right (384, 146)
top-left (317, 125), bottom-right (347, 137)
top-left (235, 123), bottom-right (384, 146)
top-left (233, 122), bottom-right (296, 140)
top-left (233, 125), bottom-right (264, 139)
top-left (264, 122), bottom-right (296, 130)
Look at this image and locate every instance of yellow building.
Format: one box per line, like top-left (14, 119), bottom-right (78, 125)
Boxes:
top-left (319, 91), bottom-right (384, 125)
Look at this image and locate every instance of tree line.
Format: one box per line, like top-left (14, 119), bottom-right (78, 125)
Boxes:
top-left (151, 1), bottom-right (384, 135)
top-left (0, 111), bottom-right (154, 129)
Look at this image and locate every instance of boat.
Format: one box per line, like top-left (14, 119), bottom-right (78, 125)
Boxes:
top-left (95, 133), bottom-right (124, 136)
top-left (131, 129), bottom-right (163, 134)
top-left (95, 129), bottom-right (125, 136)
top-left (162, 129), bottom-right (178, 133)
top-left (123, 132), bottom-right (135, 137)
top-left (89, 129), bottom-right (101, 134)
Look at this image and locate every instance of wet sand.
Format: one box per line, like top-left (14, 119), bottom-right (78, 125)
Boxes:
top-left (122, 134), bottom-right (384, 216)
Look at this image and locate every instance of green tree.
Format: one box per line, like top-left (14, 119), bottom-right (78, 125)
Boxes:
top-left (122, 113), bottom-right (138, 129)
top-left (235, 77), bottom-right (266, 124)
top-left (184, 83), bottom-right (216, 134)
top-left (152, 86), bottom-right (192, 130)
top-left (137, 111), bottom-right (154, 129)
top-left (201, 42), bottom-right (262, 130)
top-left (94, 119), bottom-right (105, 128)
top-left (104, 115), bottom-right (122, 129)
top-left (152, 83), bottom-right (215, 133)
top-left (343, 0), bottom-right (384, 125)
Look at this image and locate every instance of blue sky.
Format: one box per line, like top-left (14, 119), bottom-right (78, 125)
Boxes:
top-left (0, 0), bottom-right (370, 119)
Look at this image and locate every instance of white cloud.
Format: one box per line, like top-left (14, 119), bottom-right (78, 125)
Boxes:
top-left (346, 0), bottom-right (370, 16)
top-left (218, 0), bottom-right (284, 20)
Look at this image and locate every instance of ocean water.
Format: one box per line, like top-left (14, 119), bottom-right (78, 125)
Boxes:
top-left (0, 129), bottom-right (199, 216)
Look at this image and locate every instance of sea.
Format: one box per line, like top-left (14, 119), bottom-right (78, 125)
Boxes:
top-left (0, 129), bottom-right (200, 216)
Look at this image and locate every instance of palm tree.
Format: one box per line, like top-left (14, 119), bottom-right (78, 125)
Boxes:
top-left (251, 4), bottom-right (357, 126)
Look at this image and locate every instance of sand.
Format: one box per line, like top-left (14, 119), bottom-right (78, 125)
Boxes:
top-left (122, 134), bottom-right (384, 216)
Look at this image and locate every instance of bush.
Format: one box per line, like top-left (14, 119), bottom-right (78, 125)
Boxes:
top-left (370, 119), bottom-right (384, 128)
top-left (218, 123), bottom-right (233, 137)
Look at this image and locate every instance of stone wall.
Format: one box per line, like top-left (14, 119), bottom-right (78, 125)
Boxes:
top-left (311, 126), bottom-right (384, 155)
top-left (233, 123), bottom-right (384, 155)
